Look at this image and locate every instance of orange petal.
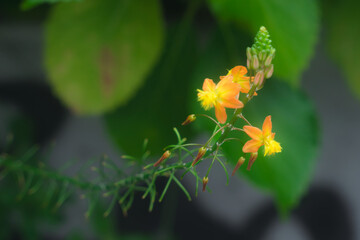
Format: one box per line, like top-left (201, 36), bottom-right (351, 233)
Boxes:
top-left (203, 78), bottom-right (216, 92)
top-left (218, 80), bottom-right (241, 98)
top-left (242, 139), bottom-right (262, 153)
top-left (217, 75), bottom-right (233, 89)
top-left (243, 126), bottom-right (263, 140)
top-left (231, 66), bottom-right (248, 76)
top-left (239, 81), bottom-right (251, 93)
top-left (262, 115), bottom-right (272, 136)
top-left (222, 98), bottom-right (243, 109)
top-left (215, 104), bottom-right (227, 124)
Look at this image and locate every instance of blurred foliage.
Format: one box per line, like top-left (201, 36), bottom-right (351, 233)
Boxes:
top-left (105, 14), bottom-right (198, 157)
top-left (0, 117), bottom-right (62, 239)
top-left (190, 31), bottom-right (319, 212)
top-left (207, 0), bottom-right (320, 86)
top-left (45, 0), bottom-right (164, 114)
top-left (323, 0), bottom-right (360, 99)
top-left (223, 80), bottom-right (319, 213)
top-left (21, 0), bottom-right (81, 10)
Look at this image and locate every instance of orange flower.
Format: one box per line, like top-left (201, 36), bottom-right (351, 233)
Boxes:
top-left (221, 66), bottom-right (255, 94)
top-left (197, 76), bottom-right (243, 124)
top-left (242, 115), bottom-right (282, 156)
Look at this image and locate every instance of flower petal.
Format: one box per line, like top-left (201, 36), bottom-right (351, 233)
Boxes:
top-left (217, 75), bottom-right (233, 89)
top-left (230, 65), bottom-right (248, 76)
top-left (222, 98), bottom-right (243, 109)
top-left (242, 139), bottom-right (262, 153)
top-left (203, 78), bottom-right (216, 92)
top-left (215, 104), bottom-right (227, 124)
top-left (262, 115), bottom-right (272, 136)
top-left (218, 80), bottom-right (241, 99)
top-left (243, 126), bottom-right (263, 140)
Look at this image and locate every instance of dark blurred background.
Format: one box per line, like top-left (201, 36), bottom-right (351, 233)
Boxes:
top-left (1, 0), bottom-right (359, 239)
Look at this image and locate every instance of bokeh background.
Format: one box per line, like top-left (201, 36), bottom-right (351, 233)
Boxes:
top-left (0, 0), bottom-right (359, 239)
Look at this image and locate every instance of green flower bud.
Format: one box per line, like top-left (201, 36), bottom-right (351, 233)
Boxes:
top-left (265, 64), bottom-right (274, 79)
top-left (251, 26), bottom-right (275, 61)
top-left (246, 47), bottom-right (252, 60)
top-left (264, 55), bottom-right (273, 67)
top-left (252, 55), bottom-right (259, 70)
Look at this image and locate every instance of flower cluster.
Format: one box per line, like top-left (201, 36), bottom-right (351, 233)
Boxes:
top-left (154, 26), bottom-right (282, 194)
top-left (195, 26), bottom-right (281, 171)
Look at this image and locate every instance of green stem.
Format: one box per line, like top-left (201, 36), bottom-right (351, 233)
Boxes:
top-left (208, 83), bottom-right (257, 154)
top-left (0, 156), bottom-right (191, 193)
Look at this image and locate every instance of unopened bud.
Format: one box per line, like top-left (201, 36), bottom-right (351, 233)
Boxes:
top-left (247, 59), bottom-right (252, 70)
top-left (264, 55), bottom-right (273, 67)
top-left (232, 157), bottom-right (245, 176)
top-left (202, 177), bottom-right (208, 192)
top-left (265, 64), bottom-right (274, 79)
top-left (252, 55), bottom-right (259, 70)
top-left (182, 114), bottom-right (196, 126)
top-left (259, 51), bottom-right (266, 61)
top-left (154, 150), bottom-right (171, 167)
top-left (246, 47), bottom-right (252, 60)
top-left (247, 152), bottom-right (258, 170)
top-left (270, 48), bottom-right (276, 57)
top-left (192, 147), bottom-right (206, 166)
top-left (253, 71), bottom-right (264, 86)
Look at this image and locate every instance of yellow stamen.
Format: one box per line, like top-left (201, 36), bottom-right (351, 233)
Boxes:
top-left (197, 89), bottom-right (218, 110)
top-left (263, 135), bottom-right (282, 156)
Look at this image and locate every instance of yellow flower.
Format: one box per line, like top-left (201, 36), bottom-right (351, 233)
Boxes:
top-left (197, 76), bottom-right (243, 124)
top-left (242, 115), bottom-right (282, 156)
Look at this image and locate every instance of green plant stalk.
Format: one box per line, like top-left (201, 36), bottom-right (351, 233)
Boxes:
top-left (0, 156), bottom-right (190, 193)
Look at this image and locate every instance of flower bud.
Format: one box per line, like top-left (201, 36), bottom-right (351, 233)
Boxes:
top-left (252, 55), bottom-right (259, 70)
top-left (232, 157), bottom-right (245, 176)
top-left (247, 59), bottom-right (252, 70)
top-left (259, 50), bottom-right (266, 61)
top-left (246, 47), bottom-right (252, 60)
top-left (247, 152), bottom-right (258, 170)
top-left (253, 71), bottom-right (264, 86)
top-left (265, 64), bottom-right (274, 79)
top-left (192, 147), bottom-right (206, 166)
top-left (264, 55), bottom-right (273, 67)
top-left (182, 114), bottom-right (196, 126)
top-left (202, 177), bottom-right (208, 192)
top-left (269, 48), bottom-right (276, 57)
top-left (154, 150), bottom-right (171, 167)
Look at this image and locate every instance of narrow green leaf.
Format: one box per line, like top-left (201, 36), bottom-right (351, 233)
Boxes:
top-left (159, 173), bottom-right (174, 202)
top-left (173, 176), bottom-right (191, 201)
top-left (215, 156), bottom-right (229, 186)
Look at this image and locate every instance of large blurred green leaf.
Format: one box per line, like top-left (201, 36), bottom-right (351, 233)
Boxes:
top-left (324, 0), bottom-right (360, 98)
top-left (105, 25), bottom-right (197, 157)
top-left (21, 0), bottom-right (81, 10)
top-left (223, 81), bottom-right (319, 213)
top-left (45, 0), bottom-right (164, 114)
top-left (190, 31), bottom-right (319, 213)
top-left (207, 0), bottom-right (319, 86)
